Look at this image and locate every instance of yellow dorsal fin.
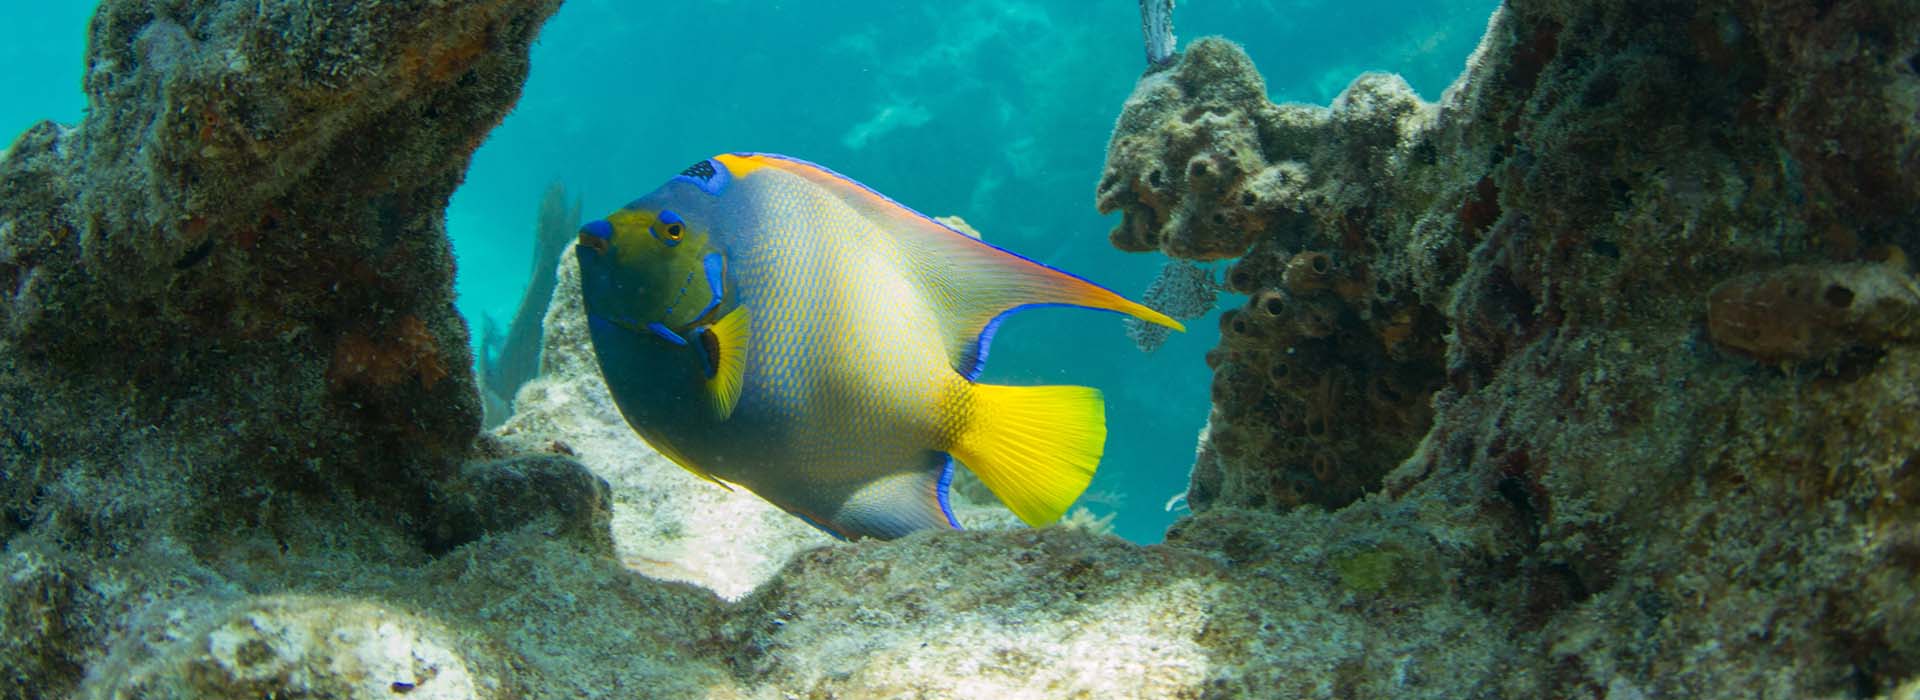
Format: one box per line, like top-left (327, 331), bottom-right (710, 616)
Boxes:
top-left (948, 383), bottom-right (1105, 527)
top-left (698, 306), bottom-right (751, 420)
top-left (715, 153), bottom-right (1182, 377)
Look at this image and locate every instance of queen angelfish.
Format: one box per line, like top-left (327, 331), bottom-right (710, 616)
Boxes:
top-left (574, 153), bottom-right (1183, 540)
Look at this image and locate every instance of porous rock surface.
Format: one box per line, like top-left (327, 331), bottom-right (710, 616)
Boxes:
top-left (1100, 0), bottom-right (1920, 696)
top-left (1, 1), bottom-right (1916, 699)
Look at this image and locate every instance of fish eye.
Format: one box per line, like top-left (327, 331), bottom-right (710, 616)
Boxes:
top-left (652, 209), bottom-right (687, 247)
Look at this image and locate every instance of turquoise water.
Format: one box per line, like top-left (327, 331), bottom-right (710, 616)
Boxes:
top-left (2, 1), bottom-right (1492, 543)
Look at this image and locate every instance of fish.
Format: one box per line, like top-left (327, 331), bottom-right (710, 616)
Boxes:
top-left (574, 153), bottom-right (1183, 540)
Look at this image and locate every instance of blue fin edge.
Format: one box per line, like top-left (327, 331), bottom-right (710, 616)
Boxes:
top-left (937, 455), bottom-right (960, 529)
top-left (648, 322), bottom-right (688, 346)
top-left (964, 303), bottom-right (1131, 381)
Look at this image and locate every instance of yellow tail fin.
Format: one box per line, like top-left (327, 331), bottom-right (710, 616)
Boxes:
top-left (949, 384), bottom-right (1106, 527)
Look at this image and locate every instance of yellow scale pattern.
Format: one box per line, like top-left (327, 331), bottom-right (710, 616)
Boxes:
top-left (720, 168), bottom-right (968, 517)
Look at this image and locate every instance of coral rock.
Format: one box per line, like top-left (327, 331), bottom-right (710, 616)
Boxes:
top-left (6, 1), bottom-right (1920, 698)
top-left (90, 595), bottom-right (509, 699)
top-left (1282, 250), bottom-right (1334, 293)
top-left (1097, 38), bottom-right (1303, 260)
top-left (1103, 0), bottom-right (1920, 695)
top-left (1707, 261), bottom-right (1920, 365)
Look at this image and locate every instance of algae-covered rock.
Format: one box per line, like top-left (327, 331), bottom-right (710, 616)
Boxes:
top-left (89, 595), bottom-right (509, 699)
top-left (714, 511), bottom-right (1514, 699)
top-left (1104, 38), bottom-right (1450, 513)
top-left (0, 1), bottom-right (571, 696)
top-left (433, 453), bottom-right (617, 556)
top-left (1706, 260), bottom-right (1920, 366)
top-left (1103, 1), bottom-right (1920, 696)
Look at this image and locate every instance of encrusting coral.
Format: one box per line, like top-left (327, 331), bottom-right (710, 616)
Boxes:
top-left (2, 0), bottom-right (1916, 698)
top-left (1101, 0), bottom-right (1920, 694)
top-left (1706, 259), bottom-right (1920, 366)
top-left (1100, 37), bottom-right (1458, 513)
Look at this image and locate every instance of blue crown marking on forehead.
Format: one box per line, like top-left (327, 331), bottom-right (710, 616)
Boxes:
top-left (668, 158), bottom-right (731, 195)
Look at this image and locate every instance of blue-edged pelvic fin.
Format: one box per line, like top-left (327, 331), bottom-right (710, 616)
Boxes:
top-left (828, 455), bottom-right (961, 539)
top-left (574, 197), bottom-right (750, 421)
top-left (713, 153), bottom-right (1183, 379)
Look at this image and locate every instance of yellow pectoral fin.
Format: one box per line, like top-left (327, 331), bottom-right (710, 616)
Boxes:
top-left (696, 305), bottom-right (752, 420)
top-left (948, 383), bottom-right (1106, 527)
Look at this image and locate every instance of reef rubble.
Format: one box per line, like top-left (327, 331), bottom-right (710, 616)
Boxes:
top-left (0, 0), bottom-right (1916, 699)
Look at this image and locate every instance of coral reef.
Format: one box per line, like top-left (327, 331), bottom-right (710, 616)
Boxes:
top-left (478, 181), bottom-right (579, 428)
top-left (1706, 259), bottom-right (1920, 366)
top-left (0, 0), bottom-right (574, 695)
top-left (1102, 41), bottom-right (1449, 511)
top-left (3, 0), bottom-right (1916, 698)
top-left (1102, 0), bottom-right (1920, 694)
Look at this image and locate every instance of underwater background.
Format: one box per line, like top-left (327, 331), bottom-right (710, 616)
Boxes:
top-left (8, 0), bottom-right (1920, 697)
top-left (0, 0), bottom-right (1489, 540)
top-left (1, 0), bottom-right (1495, 543)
